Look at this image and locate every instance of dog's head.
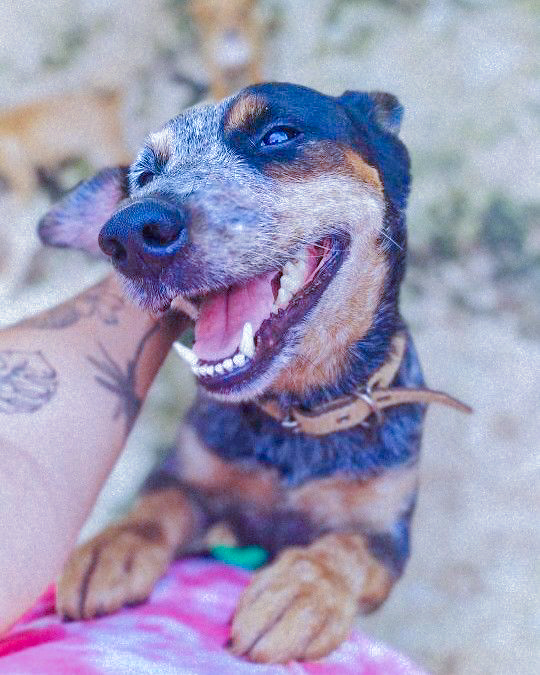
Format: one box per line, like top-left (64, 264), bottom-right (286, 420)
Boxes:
top-left (40, 83), bottom-right (410, 401)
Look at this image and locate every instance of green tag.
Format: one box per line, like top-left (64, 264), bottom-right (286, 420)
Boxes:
top-left (211, 545), bottom-right (268, 570)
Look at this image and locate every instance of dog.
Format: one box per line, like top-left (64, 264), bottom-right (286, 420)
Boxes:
top-left (189, 0), bottom-right (262, 99)
top-left (0, 89), bottom-right (129, 201)
top-left (39, 82), bottom-right (470, 663)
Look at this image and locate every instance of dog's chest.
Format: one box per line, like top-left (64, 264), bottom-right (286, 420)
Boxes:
top-left (186, 394), bottom-right (424, 487)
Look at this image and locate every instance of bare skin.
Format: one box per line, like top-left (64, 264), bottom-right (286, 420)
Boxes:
top-left (0, 274), bottom-right (186, 635)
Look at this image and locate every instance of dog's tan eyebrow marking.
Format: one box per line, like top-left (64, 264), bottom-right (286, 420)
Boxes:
top-left (263, 140), bottom-right (346, 181)
top-left (148, 127), bottom-right (174, 163)
top-left (223, 94), bottom-right (270, 133)
top-left (262, 142), bottom-right (383, 193)
top-left (344, 149), bottom-right (383, 194)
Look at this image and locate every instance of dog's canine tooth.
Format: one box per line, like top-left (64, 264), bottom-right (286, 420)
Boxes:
top-left (173, 341), bottom-right (199, 367)
top-left (206, 364), bottom-right (215, 376)
top-left (223, 358), bottom-right (234, 372)
top-left (199, 365), bottom-right (208, 376)
top-left (239, 322), bottom-right (255, 358)
top-left (233, 352), bottom-right (246, 367)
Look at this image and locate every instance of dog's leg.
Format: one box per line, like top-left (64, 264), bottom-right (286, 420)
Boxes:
top-left (230, 532), bottom-right (394, 663)
top-left (56, 486), bottom-right (205, 620)
top-left (55, 419), bottom-right (280, 622)
top-left (230, 465), bottom-right (417, 663)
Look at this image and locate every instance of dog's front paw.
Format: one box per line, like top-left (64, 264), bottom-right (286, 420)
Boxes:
top-left (230, 547), bottom-right (357, 663)
top-left (56, 520), bottom-right (171, 620)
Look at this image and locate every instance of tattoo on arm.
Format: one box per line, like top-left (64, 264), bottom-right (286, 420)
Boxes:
top-left (0, 350), bottom-right (58, 414)
top-left (87, 323), bottom-right (160, 435)
top-left (25, 281), bottom-right (125, 330)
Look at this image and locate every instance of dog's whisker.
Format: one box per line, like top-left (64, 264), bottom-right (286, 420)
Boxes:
top-left (377, 227), bottom-right (403, 251)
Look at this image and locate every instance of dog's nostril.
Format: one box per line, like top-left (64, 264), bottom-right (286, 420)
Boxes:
top-left (101, 236), bottom-right (127, 262)
top-left (111, 240), bottom-right (127, 262)
top-left (142, 222), bottom-right (181, 248)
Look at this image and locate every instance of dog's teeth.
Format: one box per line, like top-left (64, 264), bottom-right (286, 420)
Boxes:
top-left (271, 251), bottom-right (309, 316)
top-left (283, 261), bottom-right (296, 275)
top-left (280, 273), bottom-right (301, 293)
top-left (173, 341), bottom-right (199, 367)
top-left (286, 257), bottom-right (306, 276)
top-left (239, 322), bottom-right (255, 358)
top-left (223, 358), bottom-right (234, 372)
top-left (206, 364), bottom-right (214, 376)
top-left (283, 256), bottom-right (306, 278)
top-left (192, 365), bottom-right (200, 375)
top-left (276, 255), bottom-right (306, 308)
top-left (233, 352), bottom-right (246, 367)
top-left (215, 363), bottom-right (224, 375)
top-left (296, 251), bottom-right (308, 267)
top-left (277, 287), bottom-right (292, 306)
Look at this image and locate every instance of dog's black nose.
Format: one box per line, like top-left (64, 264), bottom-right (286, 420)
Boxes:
top-left (99, 199), bottom-right (188, 276)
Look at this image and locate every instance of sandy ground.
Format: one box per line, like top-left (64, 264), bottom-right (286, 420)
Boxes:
top-left (361, 285), bottom-right (540, 674)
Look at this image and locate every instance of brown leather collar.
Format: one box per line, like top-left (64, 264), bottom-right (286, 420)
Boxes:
top-left (257, 333), bottom-right (472, 436)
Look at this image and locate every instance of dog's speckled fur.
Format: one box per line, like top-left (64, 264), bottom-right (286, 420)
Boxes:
top-left (41, 83), bottom-right (426, 663)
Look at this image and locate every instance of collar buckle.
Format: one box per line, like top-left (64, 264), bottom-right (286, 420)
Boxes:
top-left (280, 410), bottom-right (299, 431)
top-left (356, 385), bottom-right (384, 428)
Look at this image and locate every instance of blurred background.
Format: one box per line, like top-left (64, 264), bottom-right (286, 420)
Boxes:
top-left (0, 1), bottom-right (538, 673)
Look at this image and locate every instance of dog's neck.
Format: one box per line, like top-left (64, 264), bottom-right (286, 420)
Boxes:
top-left (187, 317), bottom-right (426, 486)
top-left (263, 316), bottom-right (403, 412)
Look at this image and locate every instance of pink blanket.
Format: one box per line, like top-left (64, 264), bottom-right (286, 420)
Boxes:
top-left (0, 559), bottom-right (426, 674)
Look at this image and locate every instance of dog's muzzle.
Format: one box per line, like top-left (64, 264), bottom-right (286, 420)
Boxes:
top-left (99, 198), bottom-right (188, 277)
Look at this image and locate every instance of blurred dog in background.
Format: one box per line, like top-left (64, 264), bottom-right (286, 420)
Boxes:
top-left (0, 90), bottom-right (129, 202)
top-left (189, 0), bottom-right (262, 99)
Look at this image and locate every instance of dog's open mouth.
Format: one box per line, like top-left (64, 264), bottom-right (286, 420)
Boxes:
top-left (173, 235), bottom-right (347, 394)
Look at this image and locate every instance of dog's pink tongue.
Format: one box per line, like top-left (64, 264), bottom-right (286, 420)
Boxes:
top-left (194, 272), bottom-right (275, 361)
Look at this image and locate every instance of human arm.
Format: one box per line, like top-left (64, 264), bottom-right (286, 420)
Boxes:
top-left (0, 274), bottom-right (188, 634)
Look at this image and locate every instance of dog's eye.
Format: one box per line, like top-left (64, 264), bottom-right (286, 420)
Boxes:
top-left (260, 126), bottom-right (300, 147)
top-left (137, 171), bottom-right (154, 187)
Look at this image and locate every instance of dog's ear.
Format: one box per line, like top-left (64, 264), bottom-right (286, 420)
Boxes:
top-left (338, 90), bottom-right (403, 136)
top-left (38, 166), bottom-right (129, 257)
